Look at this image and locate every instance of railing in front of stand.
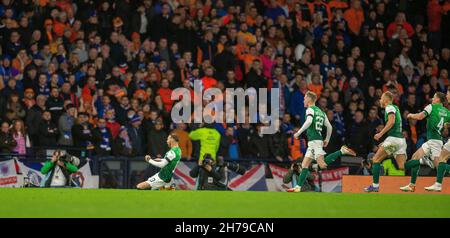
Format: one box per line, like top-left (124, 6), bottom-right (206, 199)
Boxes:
top-left (0, 146), bottom-right (364, 189)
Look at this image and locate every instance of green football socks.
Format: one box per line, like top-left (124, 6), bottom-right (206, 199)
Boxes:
top-left (405, 160), bottom-right (420, 184)
top-left (297, 168), bottom-right (309, 187)
top-left (324, 151), bottom-right (343, 166)
top-left (437, 162), bottom-right (449, 184)
top-left (372, 163), bottom-right (381, 185)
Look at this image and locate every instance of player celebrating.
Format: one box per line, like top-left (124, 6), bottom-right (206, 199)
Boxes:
top-left (425, 88), bottom-right (450, 192)
top-left (136, 134), bottom-right (182, 190)
top-left (287, 91), bottom-right (356, 193)
top-left (400, 92), bottom-right (450, 192)
top-left (364, 91), bottom-right (407, 192)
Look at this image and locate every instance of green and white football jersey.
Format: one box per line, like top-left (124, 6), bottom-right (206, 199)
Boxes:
top-left (384, 104), bottom-right (403, 138)
top-left (423, 103), bottom-right (450, 140)
top-left (305, 105), bottom-right (326, 141)
top-left (158, 146), bottom-right (182, 182)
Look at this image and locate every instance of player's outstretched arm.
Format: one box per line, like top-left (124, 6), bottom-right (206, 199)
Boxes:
top-left (294, 116), bottom-right (313, 138)
top-left (148, 158), bottom-right (169, 168)
top-left (406, 112), bottom-right (426, 121)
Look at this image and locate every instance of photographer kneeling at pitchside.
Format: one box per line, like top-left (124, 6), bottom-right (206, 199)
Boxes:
top-left (190, 153), bottom-right (246, 190)
top-left (40, 150), bottom-right (79, 187)
top-left (283, 159), bottom-right (316, 192)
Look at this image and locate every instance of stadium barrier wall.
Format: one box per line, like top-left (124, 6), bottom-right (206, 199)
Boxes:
top-left (342, 175), bottom-right (450, 194)
top-left (1, 156), bottom-right (349, 191)
top-left (0, 149), bottom-right (361, 191)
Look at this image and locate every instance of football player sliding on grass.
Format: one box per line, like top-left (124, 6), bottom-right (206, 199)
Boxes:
top-left (400, 92), bottom-right (450, 192)
top-left (364, 91), bottom-right (407, 192)
top-left (287, 91), bottom-right (356, 193)
top-left (136, 134), bottom-right (182, 190)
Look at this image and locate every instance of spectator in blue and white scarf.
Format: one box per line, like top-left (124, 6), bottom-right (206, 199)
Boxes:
top-left (112, 126), bottom-right (134, 156)
top-left (333, 102), bottom-right (346, 144)
top-left (92, 117), bottom-right (112, 156)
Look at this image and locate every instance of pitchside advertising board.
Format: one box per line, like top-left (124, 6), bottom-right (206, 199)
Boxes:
top-left (173, 162), bottom-right (349, 192)
top-left (0, 158), bottom-right (99, 188)
top-left (0, 159), bottom-right (20, 187)
top-left (0, 158), bottom-right (348, 191)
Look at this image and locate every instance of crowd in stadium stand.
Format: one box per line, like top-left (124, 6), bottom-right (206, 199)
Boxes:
top-left (0, 0), bottom-right (449, 163)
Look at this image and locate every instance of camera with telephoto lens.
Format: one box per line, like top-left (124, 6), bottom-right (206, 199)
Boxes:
top-left (224, 161), bottom-right (246, 175)
top-left (292, 161), bottom-right (302, 171)
top-left (202, 153), bottom-right (214, 166)
top-left (56, 150), bottom-right (80, 166)
top-left (58, 153), bottom-right (70, 162)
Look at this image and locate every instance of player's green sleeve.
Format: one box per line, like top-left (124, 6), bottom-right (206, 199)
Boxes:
top-left (40, 161), bottom-right (55, 174)
top-left (65, 162), bottom-right (78, 173)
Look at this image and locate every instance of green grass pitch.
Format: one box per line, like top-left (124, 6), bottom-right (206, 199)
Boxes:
top-left (1, 188), bottom-right (450, 218)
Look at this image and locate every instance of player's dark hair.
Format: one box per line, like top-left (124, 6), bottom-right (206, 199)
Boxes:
top-left (170, 134), bottom-right (179, 142)
top-left (435, 92), bottom-right (447, 104)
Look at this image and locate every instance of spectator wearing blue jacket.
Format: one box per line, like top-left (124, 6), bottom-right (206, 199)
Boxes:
top-left (319, 53), bottom-right (336, 82)
top-left (280, 113), bottom-right (294, 134)
top-left (264, 0), bottom-right (287, 21)
top-left (289, 79), bottom-right (307, 125)
top-left (272, 74), bottom-right (291, 116)
top-left (218, 127), bottom-right (240, 161)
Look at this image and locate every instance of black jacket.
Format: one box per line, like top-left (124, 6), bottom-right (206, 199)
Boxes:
top-left (37, 119), bottom-right (58, 147)
top-left (45, 96), bottom-right (64, 124)
top-left (131, 12), bottom-right (151, 35)
top-left (346, 121), bottom-right (372, 158)
top-left (271, 132), bottom-right (289, 159)
top-left (236, 126), bottom-right (254, 158)
top-left (112, 137), bottom-right (135, 157)
top-left (126, 125), bottom-right (145, 156)
top-left (71, 123), bottom-right (94, 149)
top-left (149, 14), bottom-right (172, 42)
top-left (213, 50), bottom-right (236, 81)
top-left (146, 129), bottom-right (168, 157)
top-left (176, 28), bottom-right (198, 54)
top-left (246, 69), bottom-right (267, 89)
top-left (114, 105), bottom-right (130, 126)
top-left (25, 104), bottom-right (44, 138)
top-left (108, 42), bottom-right (125, 65)
top-left (0, 131), bottom-right (17, 153)
top-left (325, 121), bottom-right (343, 154)
top-left (172, 67), bottom-right (188, 88)
top-left (249, 133), bottom-right (276, 159)
top-left (189, 164), bottom-right (227, 190)
top-left (218, 135), bottom-right (233, 158)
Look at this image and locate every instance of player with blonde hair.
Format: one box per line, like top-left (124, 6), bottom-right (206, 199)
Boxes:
top-left (287, 91), bottom-right (356, 193)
